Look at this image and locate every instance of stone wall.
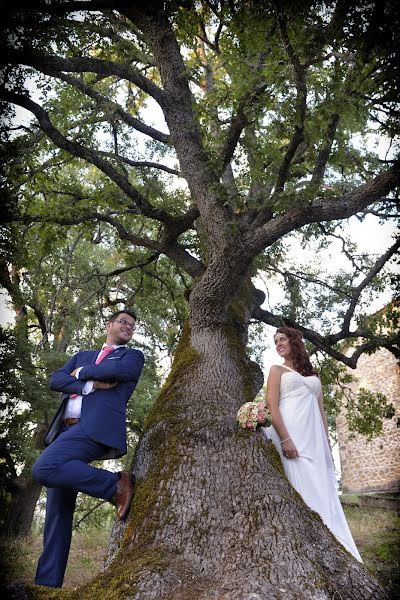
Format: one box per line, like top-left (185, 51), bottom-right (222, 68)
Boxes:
top-left (336, 347), bottom-right (400, 493)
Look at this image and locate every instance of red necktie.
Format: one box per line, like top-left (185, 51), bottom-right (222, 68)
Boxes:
top-left (69, 346), bottom-right (114, 398)
top-left (95, 345), bottom-right (114, 364)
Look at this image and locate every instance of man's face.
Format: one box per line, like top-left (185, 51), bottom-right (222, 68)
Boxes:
top-left (106, 313), bottom-right (136, 346)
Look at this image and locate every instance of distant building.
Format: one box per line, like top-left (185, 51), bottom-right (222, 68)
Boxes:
top-left (336, 346), bottom-right (400, 493)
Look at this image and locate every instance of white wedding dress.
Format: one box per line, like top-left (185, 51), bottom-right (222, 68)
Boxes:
top-left (261, 365), bottom-right (362, 562)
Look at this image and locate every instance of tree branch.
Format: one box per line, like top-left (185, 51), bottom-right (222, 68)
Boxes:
top-left (245, 163), bottom-right (400, 257)
top-left (90, 253), bottom-right (160, 279)
top-left (47, 70), bottom-right (170, 144)
top-left (220, 20), bottom-right (277, 172)
top-left (336, 237), bottom-right (400, 335)
top-left (316, 223), bottom-right (364, 273)
top-left (3, 0), bottom-right (116, 15)
top-left (220, 82), bottom-right (268, 173)
top-left (251, 304), bottom-right (398, 368)
top-left (74, 500), bottom-right (107, 529)
top-left (1, 46), bottom-right (165, 105)
top-left (13, 210), bottom-right (204, 278)
top-left (310, 113), bottom-right (340, 186)
top-left (274, 10), bottom-right (307, 193)
top-left (121, 3), bottom-right (232, 247)
top-left (264, 265), bottom-right (352, 298)
top-left (1, 89), bottom-right (176, 225)
top-left (98, 151), bottom-right (180, 176)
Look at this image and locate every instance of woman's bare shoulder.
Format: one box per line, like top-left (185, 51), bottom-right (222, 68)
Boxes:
top-left (268, 364), bottom-right (285, 377)
top-left (269, 364), bottom-right (285, 372)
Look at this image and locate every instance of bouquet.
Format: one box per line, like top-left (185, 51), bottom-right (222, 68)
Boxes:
top-left (237, 401), bottom-right (267, 431)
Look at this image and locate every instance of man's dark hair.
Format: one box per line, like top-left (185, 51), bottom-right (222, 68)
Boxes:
top-left (108, 309), bottom-right (137, 323)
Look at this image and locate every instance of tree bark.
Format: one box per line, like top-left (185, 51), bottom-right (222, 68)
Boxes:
top-left (2, 423), bottom-right (47, 537)
top-left (3, 296), bottom-right (387, 600)
top-left (2, 475), bottom-right (42, 538)
top-left (93, 287), bottom-right (386, 599)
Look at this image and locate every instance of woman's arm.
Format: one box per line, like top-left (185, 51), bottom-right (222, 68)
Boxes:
top-left (265, 366), bottom-right (299, 459)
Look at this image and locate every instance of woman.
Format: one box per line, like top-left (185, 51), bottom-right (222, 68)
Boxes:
top-left (262, 326), bottom-right (362, 562)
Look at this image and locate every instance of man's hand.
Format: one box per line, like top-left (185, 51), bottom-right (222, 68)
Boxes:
top-left (70, 368), bottom-right (79, 377)
top-left (93, 380), bottom-right (118, 390)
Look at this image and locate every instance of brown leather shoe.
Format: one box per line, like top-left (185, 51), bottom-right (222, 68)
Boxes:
top-left (114, 471), bottom-right (134, 520)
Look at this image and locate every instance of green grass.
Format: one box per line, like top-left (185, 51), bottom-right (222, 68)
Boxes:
top-left (1, 506), bottom-right (399, 596)
top-left (343, 505), bottom-right (400, 599)
top-left (0, 525), bottom-right (113, 590)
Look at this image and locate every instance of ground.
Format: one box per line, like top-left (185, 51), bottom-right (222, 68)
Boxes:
top-left (1, 504), bottom-right (399, 598)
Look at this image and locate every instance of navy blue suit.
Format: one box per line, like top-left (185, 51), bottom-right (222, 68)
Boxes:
top-left (32, 346), bottom-right (144, 588)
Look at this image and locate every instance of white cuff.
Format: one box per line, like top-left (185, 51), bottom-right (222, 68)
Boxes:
top-left (82, 380), bottom-right (94, 395)
top-left (75, 367), bottom-right (83, 379)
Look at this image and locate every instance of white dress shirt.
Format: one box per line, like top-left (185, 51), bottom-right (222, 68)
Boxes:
top-left (63, 344), bottom-right (125, 419)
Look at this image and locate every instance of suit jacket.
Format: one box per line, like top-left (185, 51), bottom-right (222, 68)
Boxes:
top-left (44, 346), bottom-right (145, 459)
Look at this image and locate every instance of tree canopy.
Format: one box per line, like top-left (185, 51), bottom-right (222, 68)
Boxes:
top-left (1, 0), bottom-right (399, 363)
top-left (1, 1), bottom-right (400, 597)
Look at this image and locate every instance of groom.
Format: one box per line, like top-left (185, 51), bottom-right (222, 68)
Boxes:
top-left (32, 309), bottom-right (144, 588)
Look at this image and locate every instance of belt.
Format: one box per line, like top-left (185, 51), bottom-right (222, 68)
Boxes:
top-left (63, 418), bottom-right (81, 426)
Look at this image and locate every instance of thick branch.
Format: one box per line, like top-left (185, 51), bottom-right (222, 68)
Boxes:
top-left (251, 305), bottom-right (398, 368)
top-left (246, 163), bottom-right (400, 257)
top-left (1, 90), bottom-right (175, 225)
top-left (122, 3), bottom-right (232, 247)
top-left (48, 71), bottom-right (170, 144)
top-left (2, 46), bottom-right (164, 104)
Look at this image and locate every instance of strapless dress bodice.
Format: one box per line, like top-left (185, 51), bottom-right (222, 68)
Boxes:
top-left (280, 371), bottom-right (322, 401)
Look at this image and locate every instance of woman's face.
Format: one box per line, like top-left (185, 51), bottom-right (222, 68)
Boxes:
top-left (274, 333), bottom-right (292, 359)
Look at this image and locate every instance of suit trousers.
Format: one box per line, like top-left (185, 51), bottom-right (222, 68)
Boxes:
top-left (32, 422), bottom-right (120, 588)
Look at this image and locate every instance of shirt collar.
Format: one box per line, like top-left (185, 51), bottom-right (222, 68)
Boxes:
top-left (101, 344), bottom-right (125, 350)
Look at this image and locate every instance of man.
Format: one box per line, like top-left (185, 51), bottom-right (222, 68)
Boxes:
top-left (32, 310), bottom-right (144, 588)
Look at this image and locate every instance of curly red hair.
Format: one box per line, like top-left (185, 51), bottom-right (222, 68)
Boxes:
top-left (274, 326), bottom-right (318, 377)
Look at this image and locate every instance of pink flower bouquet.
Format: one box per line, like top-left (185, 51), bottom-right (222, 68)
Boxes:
top-left (237, 401), bottom-right (267, 431)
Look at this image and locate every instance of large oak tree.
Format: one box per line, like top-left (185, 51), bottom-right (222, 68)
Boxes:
top-left (1, 1), bottom-right (399, 598)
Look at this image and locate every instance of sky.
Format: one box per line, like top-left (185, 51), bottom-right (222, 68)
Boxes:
top-left (257, 214), bottom-right (398, 372)
top-left (2, 212), bottom-right (397, 364)
top-left (2, 57), bottom-right (398, 371)
top-left (2, 33), bottom-right (398, 488)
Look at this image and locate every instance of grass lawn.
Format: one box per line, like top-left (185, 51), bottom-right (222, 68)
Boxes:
top-left (343, 504), bottom-right (400, 599)
top-left (1, 505), bottom-right (399, 597)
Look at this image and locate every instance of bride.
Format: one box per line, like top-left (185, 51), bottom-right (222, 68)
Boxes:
top-left (262, 326), bottom-right (362, 562)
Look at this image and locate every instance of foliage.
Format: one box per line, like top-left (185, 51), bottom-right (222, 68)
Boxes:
top-left (0, 0), bottom-right (399, 545)
top-left (345, 387), bottom-right (395, 440)
top-left (343, 505), bottom-right (400, 598)
top-left (1, 1), bottom-right (398, 356)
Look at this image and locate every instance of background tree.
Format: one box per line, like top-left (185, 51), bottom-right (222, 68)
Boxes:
top-left (0, 212), bottom-right (162, 536)
top-left (1, 0), bottom-right (399, 597)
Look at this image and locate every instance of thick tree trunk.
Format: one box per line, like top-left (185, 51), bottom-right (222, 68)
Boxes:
top-left (99, 292), bottom-right (385, 599)
top-left (6, 289), bottom-right (387, 599)
top-left (2, 475), bottom-right (41, 538)
top-left (2, 423), bottom-right (47, 538)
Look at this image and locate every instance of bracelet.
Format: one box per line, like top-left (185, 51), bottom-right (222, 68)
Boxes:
top-left (280, 437), bottom-right (291, 444)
